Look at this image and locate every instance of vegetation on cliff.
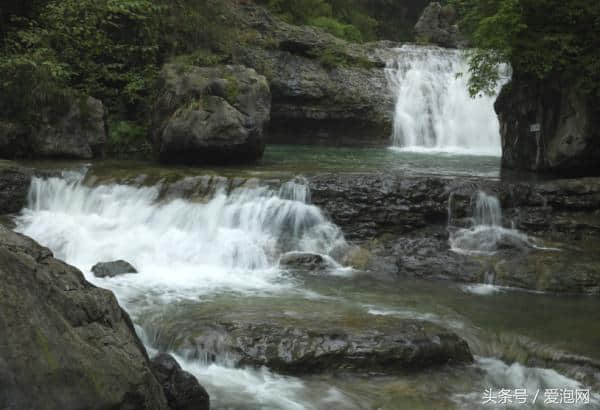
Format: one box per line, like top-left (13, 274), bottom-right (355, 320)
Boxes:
top-left (0, 0), bottom-right (230, 152)
top-left (452, 0), bottom-right (600, 97)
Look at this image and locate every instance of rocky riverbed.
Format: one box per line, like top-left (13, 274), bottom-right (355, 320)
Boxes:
top-left (2, 157), bottom-right (600, 409)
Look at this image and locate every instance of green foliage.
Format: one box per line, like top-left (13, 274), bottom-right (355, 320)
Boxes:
top-left (267, 0), bottom-right (333, 23)
top-left (452, 0), bottom-right (600, 97)
top-left (224, 76), bottom-right (240, 104)
top-left (107, 120), bottom-right (148, 152)
top-left (154, 0), bottom-right (233, 58)
top-left (39, 0), bottom-right (161, 113)
top-left (170, 49), bottom-right (228, 67)
top-left (0, 0), bottom-right (236, 130)
top-left (262, 0), bottom-right (377, 42)
top-left (0, 41), bottom-right (72, 122)
top-left (308, 44), bottom-right (374, 70)
top-left (308, 16), bottom-right (363, 42)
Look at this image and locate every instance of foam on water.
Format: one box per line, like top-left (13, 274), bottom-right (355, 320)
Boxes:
top-left (450, 191), bottom-right (532, 256)
top-left (16, 173), bottom-right (346, 306)
top-left (453, 357), bottom-right (600, 409)
top-left (386, 45), bottom-right (508, 156)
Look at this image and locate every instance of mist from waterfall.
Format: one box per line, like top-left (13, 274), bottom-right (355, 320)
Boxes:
top-left (386, 45), bottom-right (508, 156)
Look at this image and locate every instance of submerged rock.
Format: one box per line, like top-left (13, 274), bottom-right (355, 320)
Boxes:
top-left (151, 353), bottom-right (210, 410)
top-left (160, 320), bottom-right (473, 374)
top-left (395, 234), bottom-right (485, 282)
top-left (92, 259), bottom-right (138, 278)
top-left (279, 252), bottom-right (328, 271)
top-left (0, 227), bottom-right (168, 410)
top-left (153, 64), bottom-right (270, 164)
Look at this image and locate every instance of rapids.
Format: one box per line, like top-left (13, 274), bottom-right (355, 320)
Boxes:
top-left (14, 170), bottom-right (600, 409)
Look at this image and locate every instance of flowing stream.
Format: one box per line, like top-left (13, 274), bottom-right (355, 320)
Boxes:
top-left (386, 45), bottom-right (508, 156)
top-left (449, 191), bottom-right (532, 256)
top-left (14, 169), bottom-right (600, 410)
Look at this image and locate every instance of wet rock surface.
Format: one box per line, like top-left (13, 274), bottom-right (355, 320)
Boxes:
top-left (151, 353), bottom-right (210, 410)
top-left (309, 172), bottom-right (600, 242)
top-left (309, 172), bottom-right (600, 293)
top-left (92, 259), bottom-right (138, 278)
top-left (0, 226), bottom-right (169, 410)
top-left (279, 252), bottom-right (328, 271)
top-left (379, 230), bottom-right (600, 294)
top-left (153, 319), bottom-right (473, 375)
top-left (0, 162), bottom-right (32, 214)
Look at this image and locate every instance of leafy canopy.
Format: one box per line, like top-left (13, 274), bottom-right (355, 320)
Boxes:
top-left (263, 0), bottom-right (378, 42)
top-left (0, 0), bottom-right (228, 123)
top-left (452, 0), bottom-right (600, 97)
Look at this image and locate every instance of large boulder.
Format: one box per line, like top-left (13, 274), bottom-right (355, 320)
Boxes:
top-left (495, 76), bottom-right (600, 174)
top-left (414, 2), bottom-right (466, 48)
top-left (0, 226), bottom-right (169, 410)
top-left (0, 96), bottom-right (106, 160)
top-left (152, 320), bottom-right (473, 374)
top-left (151, 353), bottom-right (210, 410)
top-left (232, 7), bottom-right (395, 146)
top-left (153, 64), bottom-right (270, 164)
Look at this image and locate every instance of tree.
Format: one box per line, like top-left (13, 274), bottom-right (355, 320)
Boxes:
top-left (453, 0), bottom-right (600, 97)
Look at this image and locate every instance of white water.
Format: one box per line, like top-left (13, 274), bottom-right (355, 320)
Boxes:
top-left (454, 357), bottom-right (600, 409)
top-left (386, 45), bottom-right (507, 156)
top-left (15, 173), bottom-right (354, 409)
top-left (15, 174), bottom-right (591, 409)
top-left (450, 191), bottom-right (531, 256)
top-left (16, 174), bottom-right (346, 305)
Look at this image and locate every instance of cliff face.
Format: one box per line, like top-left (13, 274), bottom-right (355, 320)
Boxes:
top-left (495, 76), bottom-right (600, 175)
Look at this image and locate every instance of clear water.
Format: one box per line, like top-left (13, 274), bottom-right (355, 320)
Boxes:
top-left (19, 144), bottom-right (502, 181)
top-left (14, 172), bottom-right (600, 410)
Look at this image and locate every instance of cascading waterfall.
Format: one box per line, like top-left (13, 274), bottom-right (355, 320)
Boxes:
top-left (385, 45), bottom-right (508, 156)
top-left (13, 173), bottom-right (593, 409)
top-left (16, 172), bottom-right (354, 410)
top-left (16, 173), bottom-right (347, 303)
top-left (449, 191), bottom-right (531, 256)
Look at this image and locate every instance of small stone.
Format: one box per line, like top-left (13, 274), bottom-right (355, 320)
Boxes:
top-left (91, 260), bottom-right (138, 278)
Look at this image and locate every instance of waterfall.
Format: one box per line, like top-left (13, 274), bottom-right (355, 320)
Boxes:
top-left (385, 45), bottom-right (508, 156)
top-left (473, 191), bottom-right (502, 227)
top-left (449, 191), bottom-right (530, 255)
top-left (16, 173), bottom-right (346, 302)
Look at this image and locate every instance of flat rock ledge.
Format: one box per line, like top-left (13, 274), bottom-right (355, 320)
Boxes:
top-left (153, 320), bottom-right (473, 375)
